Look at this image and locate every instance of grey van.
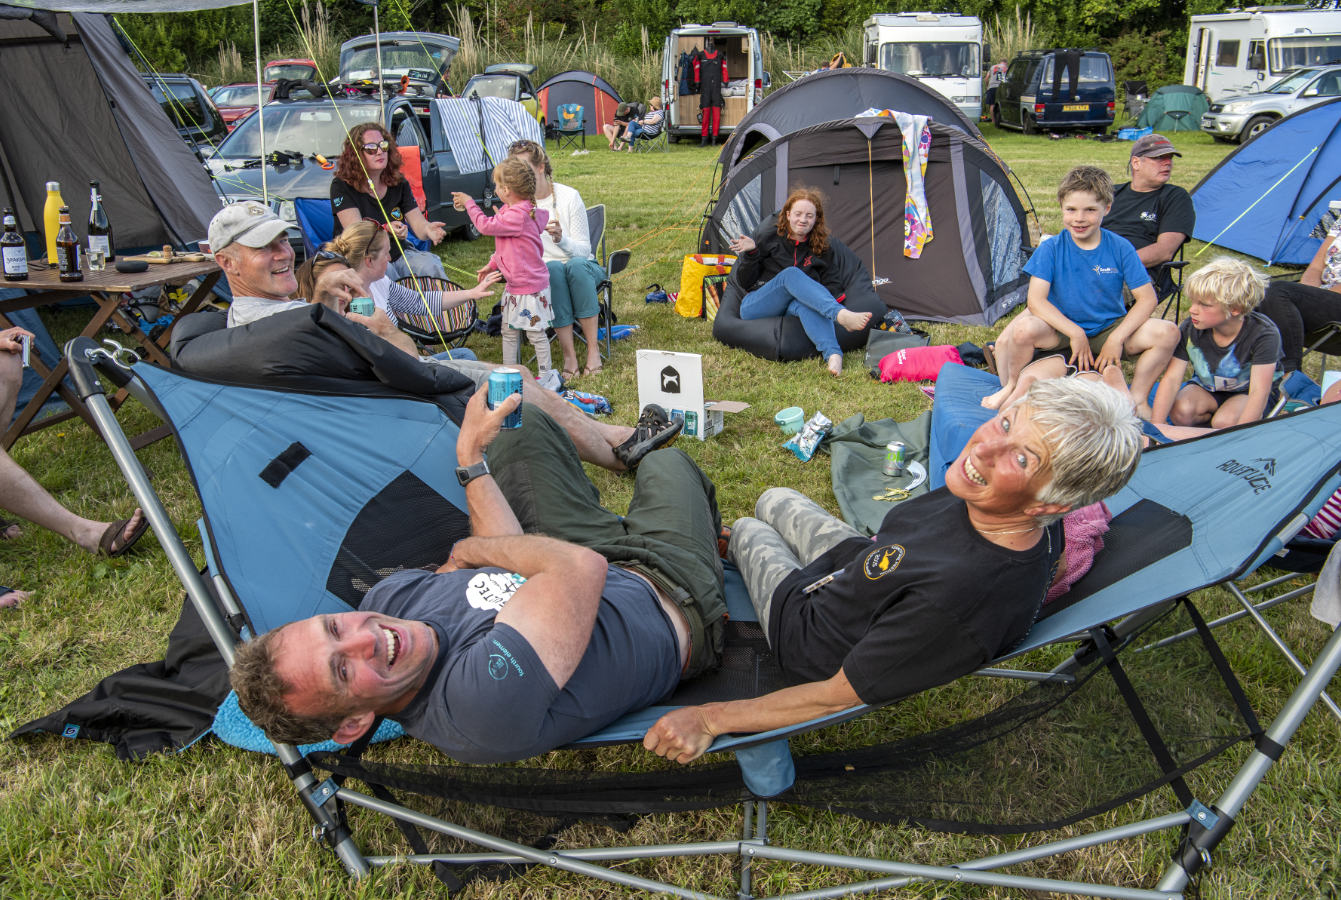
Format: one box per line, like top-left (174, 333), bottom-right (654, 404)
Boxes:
top-left (994, 49), bottom-right (1116, 134)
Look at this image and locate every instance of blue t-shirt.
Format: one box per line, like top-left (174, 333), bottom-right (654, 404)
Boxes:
top-left (364, 565), bottom-right (680, 763)
top-left (1023, 229), bottom-right (1151, 336)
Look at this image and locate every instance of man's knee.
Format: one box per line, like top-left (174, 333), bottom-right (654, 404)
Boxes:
top-left (755, 486), bottom-right (805, 520)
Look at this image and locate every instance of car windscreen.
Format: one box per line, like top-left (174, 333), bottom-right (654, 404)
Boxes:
top-left (1270, 37), bottom-right (1341, 74)
top-left (879, 42), bottom-right (981, 77)
top-left (1265, 68), bottom-right (1321, 94)
top-left (265, 63), bottom-right (317, 81)
top-left (342, 44), bottom-right (450, 79)
top-left (216, 104), bottom-right (383, 158)
top-left (212, 85), bottom-right (264, 106)
top-left (464, 75), bottom-right (515, 99)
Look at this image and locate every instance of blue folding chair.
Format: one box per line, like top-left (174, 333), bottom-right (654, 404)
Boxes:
top-left (553, 103), bottom-right (585, 151)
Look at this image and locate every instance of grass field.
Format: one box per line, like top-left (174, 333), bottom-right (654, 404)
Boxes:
top-left (2, 124), bottom-right (1339, 899)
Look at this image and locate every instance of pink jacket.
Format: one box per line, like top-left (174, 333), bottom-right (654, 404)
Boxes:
top-left (464, 198), bottom-right (550, 294)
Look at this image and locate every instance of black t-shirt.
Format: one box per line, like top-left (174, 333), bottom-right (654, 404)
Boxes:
top-left (1106, 182), bottom-right (1195, 294)
top-left (769, 488), bottom-right (1062, 706)
top-left (330, 177), bottom-right (416, 262)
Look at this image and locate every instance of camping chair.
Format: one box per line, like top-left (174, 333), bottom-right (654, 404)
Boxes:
top-left (553, 103), bottom-right (585, 151)
top-left (1123, 80), bottom-right (1149, 122)
top-left (1152, 243), bottom-right (1189, 320)
top-left (61, 338), bottom-right (1341, 898)
top-left (629, 118), bottom-right (668, 153)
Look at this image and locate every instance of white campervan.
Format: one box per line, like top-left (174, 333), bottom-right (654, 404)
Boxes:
top-left (661, 22), bottom-right (766, 142)
top-left (862, 12), bottom-right (984, 120)
top-left (1185, 6), bottom-right (1341, 101)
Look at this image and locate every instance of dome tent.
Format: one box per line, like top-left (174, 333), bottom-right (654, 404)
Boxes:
top-left (536, 70), bottom-right (622, 137)
top-left (1136, 85), bottom-right (1210, 133)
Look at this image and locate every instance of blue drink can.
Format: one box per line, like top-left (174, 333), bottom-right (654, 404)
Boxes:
top-left (487, 368), bottom-right (523, 429)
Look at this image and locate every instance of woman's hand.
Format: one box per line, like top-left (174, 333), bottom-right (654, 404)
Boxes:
top-left (470, 270), bottom-right (503, 298)
top-left (425, 221), bottom-right (447, 245)
top-left (545, 219), bottom-right (562, 243)
top-left (728, 234), bottom-right (755, 254)
top-left (388, 219), bottom-right (409, 240)
top-left (0, 326), bottom-right (35, 355)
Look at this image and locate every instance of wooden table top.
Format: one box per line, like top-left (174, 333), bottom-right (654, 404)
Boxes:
top-left (11, 258), bottom-right (220, 296)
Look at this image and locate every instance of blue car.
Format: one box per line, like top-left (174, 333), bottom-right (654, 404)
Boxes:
top-left (994, 49), bottom-right (1116, 134)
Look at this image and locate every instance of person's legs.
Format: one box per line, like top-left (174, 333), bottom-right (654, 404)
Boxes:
top-left (561, 257), bottom-right (605, 373)
top-left (547, 260), bottom-right (580, 377)
top-left (1260, 281), bottom-right (1341, 372)
top-left (993, 354), bottom-right (1072, 410)
top-left (525, 328), bottom-right (552, 375)
top-left (0, 352), bottom-right (143, 554)
top-left (728, 516), bottom-right (801, 639)
top-left (1123, 317), bottom-right (1180, 419)
top-left (1169, 383), bottom-right (1219, 426)
top-left (753, 487), bottom-right (863, 564)
top-left (501, 328), bottom-right (521, 365)
top-left (983, 312), bottom-right (1060, 409)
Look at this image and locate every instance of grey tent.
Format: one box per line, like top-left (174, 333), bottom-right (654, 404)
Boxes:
top-left (0, 9), bottom-right (218, 248)
top-left (1136, 84), bottom-right (1210, 133)
top-left (716, 67), bottom-right (983, 181)
top-left (536, 70), bottom-right (622, 137)
top-left (703, 115), bottom-right (1031, 325)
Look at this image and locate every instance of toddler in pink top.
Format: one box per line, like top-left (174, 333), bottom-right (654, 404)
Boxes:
top-left (453, 157), bottom-right (553, 374)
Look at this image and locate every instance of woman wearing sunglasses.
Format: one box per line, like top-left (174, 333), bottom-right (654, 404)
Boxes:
top-left (331, 121), bottom-right (448, 282)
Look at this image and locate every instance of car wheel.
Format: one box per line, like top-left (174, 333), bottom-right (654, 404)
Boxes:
top-left (1022, 113), bottom-right (1038, 135)
top-left (456, 222), bottom-right (481, 241)
top-left (1241, 115), bottom-right (1274, 142)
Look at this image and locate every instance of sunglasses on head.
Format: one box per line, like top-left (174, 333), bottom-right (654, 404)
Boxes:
top-left (361, 140), bottom-right (390, 154)
top-left (314, 249), bottom-right (351, 266)
top-left (359, 218), bottom-right (389, 256)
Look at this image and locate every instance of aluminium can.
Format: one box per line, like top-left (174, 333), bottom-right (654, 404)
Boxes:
top-left (487, 368), bottom-right (523, 429)
top-left (882, 441), bottom-right (906, 477)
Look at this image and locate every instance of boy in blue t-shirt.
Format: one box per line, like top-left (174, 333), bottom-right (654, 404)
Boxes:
top-left (1150, 256), bottom-right (1281, 428)
top-left (984, 166), bottom-right (1180, 418)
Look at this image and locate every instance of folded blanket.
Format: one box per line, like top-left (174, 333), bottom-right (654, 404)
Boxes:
top-left (1046, 502), bottom-right (1113, 605)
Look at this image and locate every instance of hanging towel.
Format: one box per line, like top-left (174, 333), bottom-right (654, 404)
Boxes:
top-left (434, 97), bottom-right (544, 175)
top-left (894, 111), bottom-right (933, 258)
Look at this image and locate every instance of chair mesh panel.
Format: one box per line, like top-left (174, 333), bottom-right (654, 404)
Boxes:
top-left (326, 471), bottom-right (471, 606)
top-left (311, 601), bottom-right (1253, 834)
top-left (396, 276), bottom-right (476, 344)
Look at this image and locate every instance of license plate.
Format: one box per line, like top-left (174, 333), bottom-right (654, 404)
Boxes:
top-left (1062, 104), bottom-right (1089, 112)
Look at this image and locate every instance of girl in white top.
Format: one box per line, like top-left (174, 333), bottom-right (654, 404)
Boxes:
top-left (508, 139), bottom-right (608, 380)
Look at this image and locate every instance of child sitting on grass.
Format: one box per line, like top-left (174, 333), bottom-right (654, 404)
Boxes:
top-left (452, 159), bottom-right (553, 376)
top-left (983, 165), bottom-right (1179, 417)
top-left (1150, 257), bottom-right (1281, 428)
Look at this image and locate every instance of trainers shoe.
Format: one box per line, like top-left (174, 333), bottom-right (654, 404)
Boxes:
top-left (613, 404), bottom-right (682, 471)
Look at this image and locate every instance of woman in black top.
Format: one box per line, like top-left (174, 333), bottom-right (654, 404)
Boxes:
top-left (730, 187), bottom-right (872, 375)
top-left (330, 121), bottom-right (448, 281)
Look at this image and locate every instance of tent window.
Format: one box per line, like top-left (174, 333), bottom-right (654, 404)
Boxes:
top-left (720, 175), bottom-right (763, 244)
top-left (981, 175), bottom-right (1023, 288)
top-left (1215, 40), bottom-right (1240, 67)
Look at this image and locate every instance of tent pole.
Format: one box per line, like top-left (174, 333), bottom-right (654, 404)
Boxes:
top-left (253, 0), bottom-right (267, 201)
top-left (374, 3), bottom-right (385, 126)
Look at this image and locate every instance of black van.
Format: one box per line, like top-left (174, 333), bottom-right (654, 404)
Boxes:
top-left (141, 73), bottom-right (229, 158)
top-left (994, 49), bottom-right (1115, 134)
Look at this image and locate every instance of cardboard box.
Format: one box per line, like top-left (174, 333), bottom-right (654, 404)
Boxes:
top-left (636, 349), bottom-right (749, 440)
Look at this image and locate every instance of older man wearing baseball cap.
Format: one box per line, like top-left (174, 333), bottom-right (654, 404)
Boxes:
top-left (1105, 134), bottom-right (1196, 300)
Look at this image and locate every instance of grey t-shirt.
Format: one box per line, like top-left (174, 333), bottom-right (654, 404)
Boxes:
top-left (226, 295), bottom-right (307, 327)
top-left (365, 564), bottom-right (680, 763)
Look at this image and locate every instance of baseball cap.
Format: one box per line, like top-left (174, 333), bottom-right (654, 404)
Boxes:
top-left (1130, 134), bottom-right (1181, 159)
top-left (208, 201), bottom-right (290, 253)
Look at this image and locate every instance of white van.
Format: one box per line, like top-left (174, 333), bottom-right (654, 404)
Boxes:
top-left (662, 22), bottom-right (767, 142)
top-left (862, 12), bottom-right (984, 120)
top-left (1185, 6), bottom-right (1341, 101)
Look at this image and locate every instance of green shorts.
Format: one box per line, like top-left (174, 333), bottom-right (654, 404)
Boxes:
top-left (1039, 319), bottom-right (1125, 358)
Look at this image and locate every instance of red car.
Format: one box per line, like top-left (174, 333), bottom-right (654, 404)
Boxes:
top-left (264, 58), bottom-right (319, 82)
top-left (209, 82), bottom-right (277, 129)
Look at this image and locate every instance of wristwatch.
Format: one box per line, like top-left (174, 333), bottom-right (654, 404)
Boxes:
top-left (455, 459), bottom-right (490, 486)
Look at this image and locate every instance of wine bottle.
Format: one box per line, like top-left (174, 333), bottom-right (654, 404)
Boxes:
top-left (56, 206), bottom-right (82, 282)
top-left (2, 209), bottom-right (28, 281)
top-left (87, 180), bottom-right (114, 262)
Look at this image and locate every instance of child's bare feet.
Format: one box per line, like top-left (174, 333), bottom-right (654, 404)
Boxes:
top-left (1100, 364), bottom-right (1130, 395)
top-left (827, 354), bottom-right (844, 376)
top-left (836, 309), bottom-right (872, 332)
top-left (981, 382), bottom-right (1015, 409)
top-left (1133, 401), bottom-right (1153, 421)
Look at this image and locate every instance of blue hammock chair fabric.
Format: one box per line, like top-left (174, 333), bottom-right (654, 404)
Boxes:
top-left (53, 336), bottom-right (1341, 898)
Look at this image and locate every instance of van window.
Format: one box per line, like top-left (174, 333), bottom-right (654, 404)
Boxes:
top-left (1006, 58), bottom-right (1030, 83)
top-left (1269, 35), bottom-right (1341, 73)
top-left (151, 81), bottom-right (209, 130)
top-left (1039, 55), bottom-right (1112, 85)
top-left (1215, 40), bottom-right (1240, 67)
top-left (1247, 40), bottom-right (1265, 70)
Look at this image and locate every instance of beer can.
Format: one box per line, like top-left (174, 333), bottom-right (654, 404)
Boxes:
top-left (882, 441), bottom-right (906, 477)
top-left (487, 368), bottom-right (523, 429)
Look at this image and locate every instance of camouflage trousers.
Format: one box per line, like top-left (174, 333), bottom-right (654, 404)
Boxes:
top-left (728, 487), bottom-right (863, 641)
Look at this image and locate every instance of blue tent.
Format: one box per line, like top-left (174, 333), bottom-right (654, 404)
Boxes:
top-left (1191, 97), bottom-right (1341, 266)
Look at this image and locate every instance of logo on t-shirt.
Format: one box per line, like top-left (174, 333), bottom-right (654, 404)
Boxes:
top-left (862, 545), bottom-right (905, 580)
top-left (1139, 211), bottom-right (1157, 223)
top-left (390, 209), bottom-right (404, 220)
top-left (1091, 264), bottom-right (1119, 276)
top-left (464, 571), bottom-right (526, 611)
top-left (333, 196), bottom-right (344, 207)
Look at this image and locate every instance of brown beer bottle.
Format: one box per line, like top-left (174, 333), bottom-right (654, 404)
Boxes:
top-left (56, 206), bottom-right (83, 282)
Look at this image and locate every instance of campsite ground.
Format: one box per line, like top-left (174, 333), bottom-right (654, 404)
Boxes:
top-left (2, 126), bottom-right (1338, 899)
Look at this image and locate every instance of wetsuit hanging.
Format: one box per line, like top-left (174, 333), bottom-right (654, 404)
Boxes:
top-left (695, 38), bottom-right (729, 146)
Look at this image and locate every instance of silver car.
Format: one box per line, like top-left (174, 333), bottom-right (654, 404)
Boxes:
top-left (1201, 65), bottom-right (1341, 143)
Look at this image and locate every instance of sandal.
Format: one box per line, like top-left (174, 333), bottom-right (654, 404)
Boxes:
top-left (561, 366), bottom-right (581, 383)
top-left (983, 341), bottom-right (998, 376)
top-left (581, 364), bottom-right (604, 377)
top-left (98, 513), bottom-right (149, 558)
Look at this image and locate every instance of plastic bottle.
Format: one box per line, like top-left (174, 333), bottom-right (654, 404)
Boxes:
top-left (43, 181), bottom-right (64, 264)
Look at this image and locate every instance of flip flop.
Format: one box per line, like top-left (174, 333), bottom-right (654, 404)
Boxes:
top-left (98, 514), bottom-right (149, 558)
top-left (581, 364), bottom-right (604, 377)
top-left (561, 367), bottom-right (581, 383)
top-left (983, 341), bottom-right (998, 376)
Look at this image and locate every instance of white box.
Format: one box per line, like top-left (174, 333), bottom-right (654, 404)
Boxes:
top-left (636, 349), bottom-right (749, 440)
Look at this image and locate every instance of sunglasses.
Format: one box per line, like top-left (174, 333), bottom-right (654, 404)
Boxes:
top-left (361, 140), bottom-right (390, 154)
top-left (313, 249), bottom-right (351, 266)
top-left (359, 218), bottom-right (389, 257)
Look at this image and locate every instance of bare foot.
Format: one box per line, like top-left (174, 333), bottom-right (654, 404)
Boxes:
top-left (836, 309), bottom-right (872, 332)
top-left (1100, 364), bottom-right (1130, 395)
top-left (827, 354), bottom-right (843, 376)
top-left (1, 588), bottom-right (30, 609)
top-left (1133, 401), bottom-right (1153, 421)
top-left (0, 519), bottom-right (21, 541)
top-left (981, 382), bottom-right (1015, 410)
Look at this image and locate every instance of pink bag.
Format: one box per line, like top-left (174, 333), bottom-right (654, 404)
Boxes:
top-left (877, 345), bottom-right (962, 383)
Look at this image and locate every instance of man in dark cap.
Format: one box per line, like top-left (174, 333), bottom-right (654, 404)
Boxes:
top-left (1105, 134), bottom-right (1196, 299)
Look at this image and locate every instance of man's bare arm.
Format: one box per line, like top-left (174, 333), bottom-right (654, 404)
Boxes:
top-left (454, 386), bottom-right (524, 538)
top-left (442, 534), bottom-right (607, 688)
top-left (643, 669), bottom-right (862, 764)
top-left (1135, 231), bottom-right (1186, 268)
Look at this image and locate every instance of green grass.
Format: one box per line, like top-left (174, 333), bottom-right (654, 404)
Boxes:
top-left (3, 127), bottom-right (1340, 899)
